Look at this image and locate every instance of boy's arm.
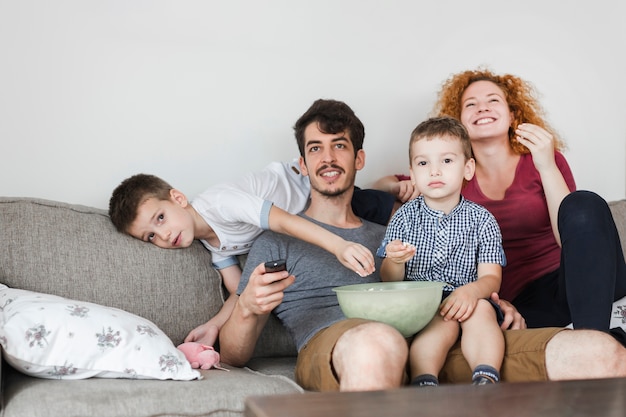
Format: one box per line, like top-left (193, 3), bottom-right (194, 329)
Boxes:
top-left (380, 240), bottom-right (415, 281)
top-left (184, 264), bottom-right (242, 346)
top-left (184, 294), bottom-right (237, 346)
top-left (267, 206), bottom-right (375, 277)
top-left (440, 263), bottom-right (502, 322)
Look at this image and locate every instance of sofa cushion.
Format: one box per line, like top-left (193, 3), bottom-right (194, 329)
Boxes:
top-left (0, 285), bottom-right (200, 380)
top-left (0, 197), bottom-right (223, 346)
top-left (2, 361), bottom-right (302, 417)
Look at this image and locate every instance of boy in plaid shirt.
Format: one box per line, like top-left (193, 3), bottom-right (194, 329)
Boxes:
top-left (377, 116), bottom-right (505, 386)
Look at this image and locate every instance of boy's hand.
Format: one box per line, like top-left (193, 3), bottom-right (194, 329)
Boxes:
top-left (439, 285), bottom-right (480, 322)
top-left (336, 242), bottom-right (376, 277)
top-left (385, 240), bottom-right (416, 264)
top-left (184, 322), bottom-right (219, 346)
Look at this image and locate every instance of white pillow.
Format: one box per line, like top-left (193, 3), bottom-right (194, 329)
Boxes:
top-left (0, 285), bottom-right (200, 380)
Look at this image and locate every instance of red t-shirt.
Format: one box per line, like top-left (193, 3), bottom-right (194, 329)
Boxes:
top-left (460, 152), bottom-right (576, 300)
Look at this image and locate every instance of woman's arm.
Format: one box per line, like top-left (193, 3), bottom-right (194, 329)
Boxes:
top-left (371, 175), bottom-right (419, 203)
top-left (515, 124), bottom-right (573, 245)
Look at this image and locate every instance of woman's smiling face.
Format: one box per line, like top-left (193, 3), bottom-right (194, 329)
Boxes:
top-left (460, 80), bottom-right (513, 141)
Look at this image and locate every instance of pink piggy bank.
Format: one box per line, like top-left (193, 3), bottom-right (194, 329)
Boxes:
top-left (177, 342), bottom-right (228, 371)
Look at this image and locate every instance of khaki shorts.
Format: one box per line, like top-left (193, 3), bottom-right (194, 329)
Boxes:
top-left (295, 318), bottom-right (371, 391)
top-left (295, 319), bottom-right (565, 391)
top-left (441, 327), bottom-right (565, 383)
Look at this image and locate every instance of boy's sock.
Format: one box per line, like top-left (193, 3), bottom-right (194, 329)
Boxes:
top-left (410, 374), bottom-right (439, 387)
top-left (472, 364), bottom-right (500, 385)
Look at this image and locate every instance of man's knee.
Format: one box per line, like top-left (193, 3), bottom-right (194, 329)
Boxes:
top-left (335, 321), bottom-right (407, 361)
top-left (333, 321), bottom-right (408, 390)
top-left (334, 322), bottom-right (407, 374)
top-left (546, 329), bottom-right (626, 380)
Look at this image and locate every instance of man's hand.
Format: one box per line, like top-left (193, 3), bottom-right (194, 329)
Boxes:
top-left (238, 262), bottom-right (295, 317)
top-left (490, 292), bottom-right (527, 330)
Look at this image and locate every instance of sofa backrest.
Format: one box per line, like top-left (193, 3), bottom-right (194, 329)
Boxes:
top-left (0, 197), bottom-right (296, 357)
top-left (609, 199), bottom-right (626, 260)
top-left (2, 197), bottom-right (625, 356)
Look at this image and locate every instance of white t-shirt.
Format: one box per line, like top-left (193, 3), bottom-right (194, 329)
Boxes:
top-left (191, 159), bottom-right (310, 269)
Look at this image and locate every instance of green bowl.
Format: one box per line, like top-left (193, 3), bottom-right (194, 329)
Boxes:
top-left (332, 281), bottom-right (444, 337)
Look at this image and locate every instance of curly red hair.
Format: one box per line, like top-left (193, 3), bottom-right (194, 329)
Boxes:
top-left (432, 68), bottom-right (565, 154)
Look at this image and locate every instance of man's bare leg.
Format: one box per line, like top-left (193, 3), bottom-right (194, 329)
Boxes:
top-left (546, 329), bottom-right (626, 380)
top-left (332, 322), bottom-right (408, 391)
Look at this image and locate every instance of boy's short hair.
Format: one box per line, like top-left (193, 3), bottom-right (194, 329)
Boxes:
top-left (293, 99), bottom-right (365, 157)
top-left (109, 174), bottom-right (173, 234)
top-left (409, 116), bottom-right (473, 162)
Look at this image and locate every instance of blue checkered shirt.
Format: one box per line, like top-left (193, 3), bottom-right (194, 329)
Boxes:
top-left (376, 196), bottom-right (505, 293)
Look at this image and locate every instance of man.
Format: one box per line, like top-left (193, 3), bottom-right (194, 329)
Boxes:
top-left (219, 99), bottom-right (626, 391)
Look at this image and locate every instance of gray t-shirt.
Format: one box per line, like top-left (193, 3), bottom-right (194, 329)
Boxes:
top-left (237, 213), bottom-right (385, 351)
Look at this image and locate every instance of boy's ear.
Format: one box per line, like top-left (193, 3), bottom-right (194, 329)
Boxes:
top-left (464, 158), bottom-right (476, 181)
top-left (169, 189), bottom-right (189, 207)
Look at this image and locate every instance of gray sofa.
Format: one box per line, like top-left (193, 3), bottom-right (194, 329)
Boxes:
top-left (1, 196), bottom-right (626, 417)
top-left (0, 197), bottom-right (302, 417)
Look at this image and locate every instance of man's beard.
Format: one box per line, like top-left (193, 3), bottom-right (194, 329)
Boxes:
top-left (310, 168), bottom-right (356, 198)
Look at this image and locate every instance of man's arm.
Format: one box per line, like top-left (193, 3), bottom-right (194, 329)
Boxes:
top-left (219, 262), bottom-right (295, 367)
top-left (268, 206), bottom-right (375, 277)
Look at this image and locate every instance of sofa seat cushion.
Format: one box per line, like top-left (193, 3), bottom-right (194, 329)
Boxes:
top-left (0, 285), bottom-right (200, 381)
top-left (2, 362), bottom-right (302, 417)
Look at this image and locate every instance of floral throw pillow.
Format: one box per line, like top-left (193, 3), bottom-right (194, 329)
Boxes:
top-left (0, 285), bottom-right (200, 380)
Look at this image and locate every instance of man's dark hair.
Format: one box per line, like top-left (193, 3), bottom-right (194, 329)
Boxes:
top-left (293, 99), bottom-right (365, 157)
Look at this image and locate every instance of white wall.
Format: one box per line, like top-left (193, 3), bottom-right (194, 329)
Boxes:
top-left (2, 0), bottom-right (625, 209)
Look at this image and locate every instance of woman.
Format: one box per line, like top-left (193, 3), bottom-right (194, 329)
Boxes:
top-left (377, 69), bottom-right (626, 337)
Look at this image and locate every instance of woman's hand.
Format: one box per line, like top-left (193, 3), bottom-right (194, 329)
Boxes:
top-left (395, 179), bottom-right (420, 203)
top-left (490, 292), bottom-right (526, 330)
top-left (371, 176), bottom-right (420, 203)
top-left (515, 123), bottom-right (557, 174)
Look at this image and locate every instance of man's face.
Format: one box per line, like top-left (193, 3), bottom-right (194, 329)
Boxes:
top-left (298, 122), bottom-right (364, 198)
